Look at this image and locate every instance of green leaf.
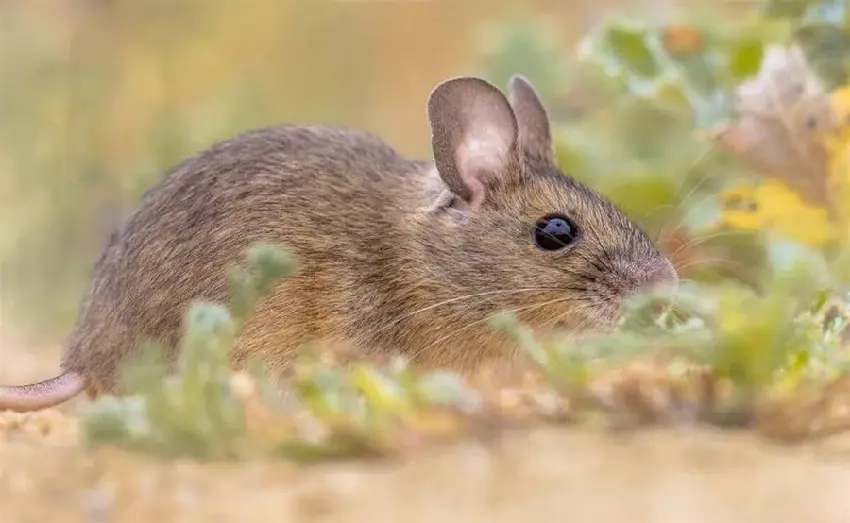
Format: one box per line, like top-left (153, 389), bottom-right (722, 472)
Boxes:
top-left (350, 366), bottom-right (409, 415)
top-left (80, 396), bottom-right (145, 449)
top-left (579, 20), bottom-right (660, 83)
top-left (604, 24), bottom-right (658, 77)
top-left (760, 0), bottom-right (814, 19)
top-left (489, 311), bottom-right (549, 368)
top-left (728, 38), bottom-right (765, 79)
top-left (226, 244), bottom-right (293, 326)
top-left (118, 341), bottom-right (168, 394)
top-left (653, 74), bottom-right (693, 112)
top-left (181, 302), bottom-right (236, 362)
top-left (226, 266), bottom-right (258, 324)
top-left (416, 371), bottom-right (481, 410)
top-left (794, 22), bottom-right (850, 87)
top-left (245, 243), bottom-right (294, 296)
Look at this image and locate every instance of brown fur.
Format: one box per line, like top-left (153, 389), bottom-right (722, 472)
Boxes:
top-left (0, 75), bottom-right (676, 410)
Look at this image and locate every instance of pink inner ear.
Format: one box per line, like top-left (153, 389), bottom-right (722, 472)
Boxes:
top-left (461, 176), bottom-right (485, 210)
top-left (452, 131), bottom-right (511, 210)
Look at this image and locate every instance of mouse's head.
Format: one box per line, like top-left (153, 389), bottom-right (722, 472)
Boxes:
top-left (420, 75), bottom-right (678, 333)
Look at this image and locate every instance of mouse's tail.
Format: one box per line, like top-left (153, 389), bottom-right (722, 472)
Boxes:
top-left (0, 372), bottom-right (86, 412)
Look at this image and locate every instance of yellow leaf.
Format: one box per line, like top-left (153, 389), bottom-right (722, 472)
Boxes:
top-left (824, 86), bottom-right (850, 240)
top-left (720, 209), bottom-right (764, 231)
top-left (349, 367), bottom-right (410, 415)
top-left (719, 181), bottom-right (836, 247)
top-left (719, 185), bottom-right (761, 230)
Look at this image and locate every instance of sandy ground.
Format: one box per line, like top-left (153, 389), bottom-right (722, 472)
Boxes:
top-left (3, 340), bottom-right (850, 523)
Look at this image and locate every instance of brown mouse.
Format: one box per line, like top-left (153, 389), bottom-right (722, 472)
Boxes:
top-left (0, 75), bottom-right (678, 412)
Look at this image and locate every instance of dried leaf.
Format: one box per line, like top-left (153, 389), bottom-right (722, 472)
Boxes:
top-left (705, 45), bottom-right (840, 208)
top-left (661, 24), bottom-right (704, 57)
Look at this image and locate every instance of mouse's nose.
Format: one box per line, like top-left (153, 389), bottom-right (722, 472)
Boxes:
top-left (627, 257), bottom-right (680, 295)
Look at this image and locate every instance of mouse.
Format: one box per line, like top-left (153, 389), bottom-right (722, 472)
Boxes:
top-left (0, 74), bottom-right (678, 412)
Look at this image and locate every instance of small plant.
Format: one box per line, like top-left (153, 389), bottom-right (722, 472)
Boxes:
top-left (80, 243), bottom-right (485, 461)
top-left (491, 268), bottom-right (850, 438)
top-left (270, 356), bottom-right (484, 461)
top-left (80, 243), bottom-right (294, 459)
top-left (468, 0), bottom-right (850, 439)
top-left (80, 302), bottom-right (247, 459)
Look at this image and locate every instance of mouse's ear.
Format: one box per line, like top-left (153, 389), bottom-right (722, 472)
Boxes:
top-left (427, 76), bottom-right (520, 212)
top-left (507, 75), bottom-right (555, 167)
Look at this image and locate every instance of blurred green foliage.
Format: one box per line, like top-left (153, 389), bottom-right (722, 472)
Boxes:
top-left (760, 0), bottom-right (850, 86)
top-left (80, 244), bottom-right (293, 459)
top-left (498, 0), bottom-right (849, 290)
top-left (82, 245), bottom-right (483, 461)
top-left (477, 0), bottom-right (850, 437)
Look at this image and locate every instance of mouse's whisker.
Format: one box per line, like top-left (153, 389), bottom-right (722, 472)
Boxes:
top-left (640, 203), bottom-right (677, 229)
top-left (653, 189), bottom-right (719, 245)
top-left (571, 269), bottom-right (602, 285)
top-left (372, 287), bottom-right (567, 337)
top-left (667, 228), bottom-right (759, 260)
top-left (574, 251), bottom-right (613, 276)
top-left (566, 316), bottom-right (603, 341)
top-left (420, 295), bottom-right (588, 355)
top-left (592, 246), bottom-right (618, 274)
top-left (657, 172), bottom-right (726, 245)
top-left (674, 256), bottom-right (752, 277)
top-left (671, 143), bottom-right (720, 212)
top-left (540, 308), bottom-right (595, 333)
top-left (642, 145), bottom-right (718, 243)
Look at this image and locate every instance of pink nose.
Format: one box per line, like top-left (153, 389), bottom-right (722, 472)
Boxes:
top-left (630, 258), bottom-right (679, 294)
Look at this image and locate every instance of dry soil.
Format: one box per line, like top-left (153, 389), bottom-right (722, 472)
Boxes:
top-left (3, 341), bottom-right (850, 523)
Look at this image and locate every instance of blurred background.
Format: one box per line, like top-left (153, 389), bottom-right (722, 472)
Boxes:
top-left (1, 0), bottom-right (846, 362)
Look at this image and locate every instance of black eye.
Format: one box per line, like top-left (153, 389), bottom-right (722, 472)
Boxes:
top-left (532, 214), bottom-right (578, 251)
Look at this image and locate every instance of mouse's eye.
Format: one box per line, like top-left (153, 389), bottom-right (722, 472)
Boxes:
top-left (532, 214), bottom-right (578, 251)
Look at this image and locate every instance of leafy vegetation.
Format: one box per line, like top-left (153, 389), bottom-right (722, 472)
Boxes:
top-left (81, 245), bottom-right (486, 461)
